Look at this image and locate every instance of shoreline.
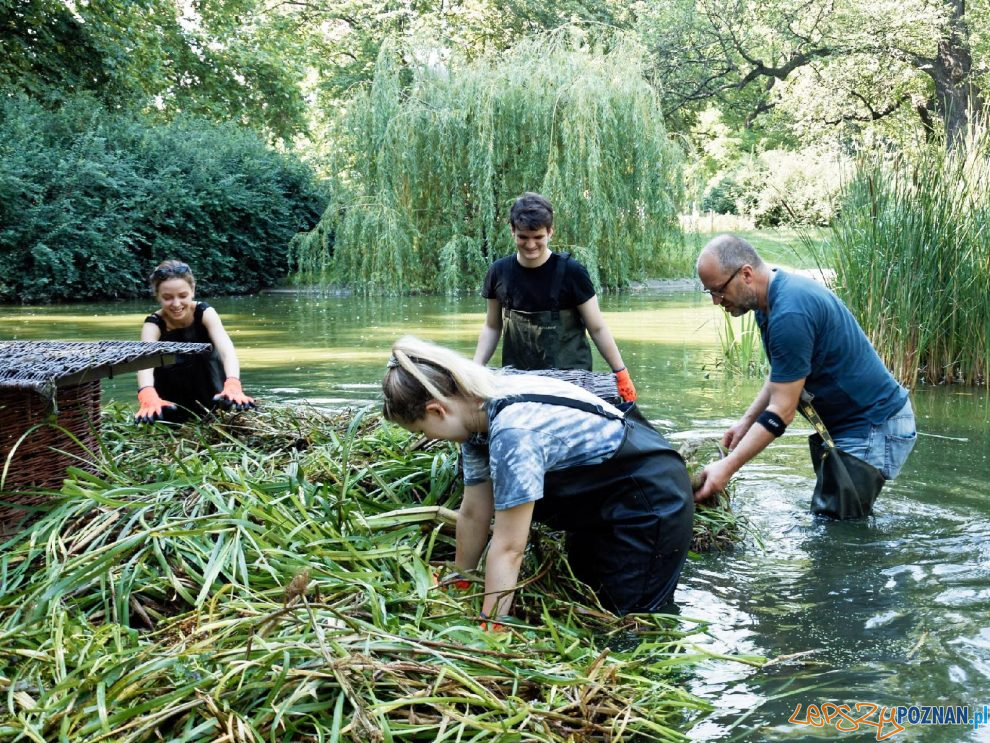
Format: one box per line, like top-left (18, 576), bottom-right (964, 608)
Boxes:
top-left (262, 268), bottom-right (833, 297)
top-left (262, 277), bottom-right (704, 297)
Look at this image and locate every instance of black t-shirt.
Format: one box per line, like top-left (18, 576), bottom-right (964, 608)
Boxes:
top-left (481, 253), bottom-right (596, 312)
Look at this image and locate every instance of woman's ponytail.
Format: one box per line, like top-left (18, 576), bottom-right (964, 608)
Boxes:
top-left (382, 336), bottom-right (499, 424)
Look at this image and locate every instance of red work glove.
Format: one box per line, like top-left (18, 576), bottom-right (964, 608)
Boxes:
top-left (135, 387), bottom-right (177, 424)
top-left (480, 612), bottom-right (511, 632)
top-left (614, 367), bottom-right (637, 402)
top-left (432, 567), bottom-right (472, 591)
top-left (213, 377), bottom-right (256, 410)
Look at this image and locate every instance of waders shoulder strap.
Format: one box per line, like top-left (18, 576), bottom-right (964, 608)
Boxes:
top-left (548, 252), bottom-right (571, 315)
top-left (797, 391), bottom-right (837, 450)
top-left (490, 393), bottom-right (621, 422)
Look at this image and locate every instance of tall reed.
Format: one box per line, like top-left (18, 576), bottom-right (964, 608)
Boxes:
top-left (826, 130), bottom-right (990, 387)
top-left (714, 312), bottom-right (769, 378)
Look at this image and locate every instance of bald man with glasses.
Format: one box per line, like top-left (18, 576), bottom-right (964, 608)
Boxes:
top-left (693, 234), bottom-right (916, 518)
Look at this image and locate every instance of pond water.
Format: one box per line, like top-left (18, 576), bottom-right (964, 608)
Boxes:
top-left (2, 290), bottom-right (989, 742)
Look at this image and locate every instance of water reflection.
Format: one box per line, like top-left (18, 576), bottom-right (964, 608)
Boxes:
top-left (2, 291), bottom-right (988, 741)
top-left (684, 422), bottom-right (990, 742)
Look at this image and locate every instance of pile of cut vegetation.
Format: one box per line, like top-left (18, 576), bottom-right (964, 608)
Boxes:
top-left (0, 405), bottom-right (755, 742)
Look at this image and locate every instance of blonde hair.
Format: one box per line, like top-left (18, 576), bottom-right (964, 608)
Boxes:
top-left (382, 336), bottom-right (499, 424)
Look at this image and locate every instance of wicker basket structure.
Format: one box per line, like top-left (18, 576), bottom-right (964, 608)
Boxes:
top-left (0, 381), bottom-right (102, 516)
top-left (0, 340), bottom-right (211, 530)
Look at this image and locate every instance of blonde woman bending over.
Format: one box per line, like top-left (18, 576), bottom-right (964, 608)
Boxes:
top-left (382, 336), bottom-right (693, 623)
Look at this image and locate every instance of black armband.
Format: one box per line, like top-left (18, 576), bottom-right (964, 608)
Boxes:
top-left (756, 410), bottom-right (787, 437)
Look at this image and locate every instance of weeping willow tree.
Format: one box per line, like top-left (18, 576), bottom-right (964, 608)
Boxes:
top-left (293, 33), bottom-right (685, 293)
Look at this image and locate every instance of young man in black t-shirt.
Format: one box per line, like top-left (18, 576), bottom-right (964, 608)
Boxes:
top-left (472, 192), bottom-right (637, 401)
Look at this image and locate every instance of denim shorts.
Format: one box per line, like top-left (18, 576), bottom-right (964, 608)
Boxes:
top-left (832, 399), bottom-right (917, 480)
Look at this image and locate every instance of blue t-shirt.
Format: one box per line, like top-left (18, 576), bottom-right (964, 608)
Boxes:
top-left (755, 270), bottom-right (908, 437)
top-left (461, 376), bottom-right (626, 511)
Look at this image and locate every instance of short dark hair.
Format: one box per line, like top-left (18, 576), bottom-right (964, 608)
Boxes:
top-left (509, 192), bottom-right (554, 230)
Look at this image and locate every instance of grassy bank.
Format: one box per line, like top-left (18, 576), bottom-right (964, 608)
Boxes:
top-left (0, 405), bottom-right (753, 742)
top-left (682, 225), bottom-right (828, 271)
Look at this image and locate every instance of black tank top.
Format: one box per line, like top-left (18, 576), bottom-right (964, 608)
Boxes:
top-left (144, 302), bottom-right (225, 420)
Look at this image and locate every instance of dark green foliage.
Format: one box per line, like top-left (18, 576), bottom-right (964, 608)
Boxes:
top-left (701, 177), bottom-right (741, 214)
top-left (0, 96), bottom-right (327, 303)
top-left (0, 0), bottom-right (129, 104)
top-left (0, 0), bottom-right (310, 143)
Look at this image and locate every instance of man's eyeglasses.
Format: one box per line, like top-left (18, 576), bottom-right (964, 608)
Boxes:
top-left (702, 265), bottom-right (744, 298)
top-left (152, 263), bottom-right (191, 281)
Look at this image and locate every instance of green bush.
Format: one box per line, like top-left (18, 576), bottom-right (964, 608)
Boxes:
top-left (0, 96), bottom-right (327, 303)
top-left (701, 176), bottom-right (741, 214)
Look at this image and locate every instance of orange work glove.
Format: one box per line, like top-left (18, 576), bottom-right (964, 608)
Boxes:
top-left (135, 386), bottom-right (177, 424)
top-left (480, 612), bottom-right (511, 632)
top-left (614, 367), bottom-right (637, 402)
top-left (213, 377), bottom-right (256, 410)
top-left (433, 567), bottom-right (472, 591)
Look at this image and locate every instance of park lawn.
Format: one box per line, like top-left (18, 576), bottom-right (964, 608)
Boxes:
top-left (682, 225), bottom-right (831, 270)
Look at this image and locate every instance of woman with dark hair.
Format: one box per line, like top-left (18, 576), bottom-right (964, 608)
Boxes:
top-left (135, 260), bottom-right (255, 423)
top-left (382, 335), bottom-right (693, 622)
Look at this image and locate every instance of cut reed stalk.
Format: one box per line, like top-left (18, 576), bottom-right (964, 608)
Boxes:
top-left (0, 404), bottom-right (750, 741)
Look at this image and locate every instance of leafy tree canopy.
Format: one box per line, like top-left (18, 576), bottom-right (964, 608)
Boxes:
top-left (639, 0), bottom-right (986, 146)
top-left (0, 0), bottom-right (310, 142)
top-left (274, 0), bottom-right (638, 103)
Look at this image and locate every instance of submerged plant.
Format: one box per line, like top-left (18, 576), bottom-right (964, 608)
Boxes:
top-left (679, 437), bottom-right (744, 553)
top-left (0, 404), bottom-right (756, 742)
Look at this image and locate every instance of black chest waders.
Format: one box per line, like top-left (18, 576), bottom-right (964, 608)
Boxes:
top-left (501, 253), bottom-right (593, 371)
top-left (152, 304), bottom-right (225, 422)
top-left (759, 304), bottom-right (885, 519)
top-left (799, 392), bottom-right (885, 519)
top-left (489, 395), bottom-right (694, 615)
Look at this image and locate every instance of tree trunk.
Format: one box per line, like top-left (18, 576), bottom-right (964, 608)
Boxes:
top-left (927, 0), bottom-right (984, 147)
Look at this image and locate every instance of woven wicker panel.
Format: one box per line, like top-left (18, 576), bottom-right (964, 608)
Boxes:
top-left (0, 381), bottom-right (101, 529)
top-left (497, 367), bottom-right (620, 403)
top-left (0, 340), bottom-right (212, 399)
